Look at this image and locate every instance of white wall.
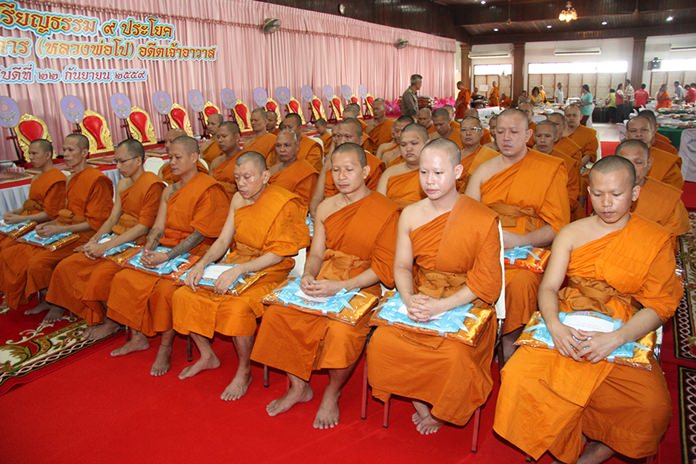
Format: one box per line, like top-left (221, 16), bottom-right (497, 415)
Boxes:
top-left (643, 34), bottom-right (696, 88)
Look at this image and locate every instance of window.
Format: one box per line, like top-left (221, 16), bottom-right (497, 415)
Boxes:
top-left (656, 59), bottom-right (696, 72)
top-left (528, 61), bottom-right (628, 74)
top-left (473, 64), bottom-right (512, 76)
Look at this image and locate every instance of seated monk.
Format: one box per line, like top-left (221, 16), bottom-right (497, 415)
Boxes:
top-left (309, 118), bottom-right (384, 217)
top-left (368, 138), bottom-right (502, 435)
top-left (564, 104), bottom-right (599, 167)
top-left (376, 115), bottom-right (414, 166)
top-left (493, 156), bottom-right (682, 464)
top-left (625, 114), bottom-right (684, 189)
top-left (0, 139), bottom-right (65, 253)
top-left (500, 93), bottom-right (512, 109)
top-left (416, 108), bottom-right (437, 136)
top-left (266, 111), bottom-right (279, 135)
top-left (342, 103), bottom-right (368, 132)
top-left (45, 139), bottom-right (164, 339)
top-left (462, 109), bottom-right (493, 146)
top-left (267, 113), bottom-right (323, 171)
top-left (444, 105), bottom-right (461, 132)
top-left (432, 108), bottom-right (463, 149)
top-left (0, 134), bottom-right (112, 319)
top-left (518, 102), bottom-right (537, 148)
top-left (251, 142), bottom-right (399, 429)
top-left (458, 116), bottom-right (499, 192)
top-left (239, 108), bottom-right (276, 160)
top-left (200, 113), bottom-right (224, 165)
top-left (489, 81), bottom-right (500, 107)
top-left (159, 128), bottom-right (209, 184)
top-left (534, 121), bottom-right (582, 220)
top-left (616, 139), bottom-right (689, 241)
top-left (172, 152), bottom-right (309, 399)
top-left (483, 115), bottom-right (499, 152)
top-left (546, 112), bottom-right (583, 164)
top-left (106, 135), bottom-right (229, 376)
top-left (315, 118), bottom-right (332, 151)
top-left (638, 110), bottom-right (679, 155)
top-left (209, 122), bottom-right (243, 198)
top-left (268, 129), bottom-right (319, 209)
top-left (366, 98), bottom-right (394, 153)
top-left (377, 123), bottom-right (428, 209)
top-left (466, 109), bottom-right (570, 359)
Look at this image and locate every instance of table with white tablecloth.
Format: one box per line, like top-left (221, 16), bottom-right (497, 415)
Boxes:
top-left (0, 167), bottom-right (121, 215)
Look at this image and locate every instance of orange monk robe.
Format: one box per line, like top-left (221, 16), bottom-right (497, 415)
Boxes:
top-left (173, 185), bottom-right (309, 338)
top-left (634, 176), bottom-right (689, 239)
top-left (201, 140), bottom-right (223, 165)
top-left (319, 132), bottom-right (332, 152)
top-left (449, 120), bottom-right (461, 132)
top-left (211, 152), bottom-right (243, 199)
top-left (367, 119), bottom-right (394, 153)
top-left (386, 169), bottom-right (425, 210)
top-left (0, 168), bottom-right (66, 252)
top-left (480, 150), bottom-right (570, 334)
top-left (649, 146), bottom-right (684, 189)
top-left (240, 133), bottom-right (277, 160)
top-left (445, 129), bottom-right (464, 149)
top-left (387, 156), bottom-right (406, 168)
top-left (380, 143), bottom-right (400, 164)
top-left (426, 124), bottom-right (437, 136)
top-left (547, 149), bottom-right (581, 220)
top-left (568, 125), bottom-right (599, 162)
top-left (458, 145), bottom-right (499, 193)
top-left (494, 215), bottom-right (682, 462)
top-left (368, 195), bottom-right (502, 425)
top-left (267, 135), bottom-right (323, 172)
top-left (46, 172), bottom-right (164, 325)
top-left (0, 167), bottom-right (113, 309)
top-left (358, 119), bottom-right (368, 132)
top-left (480, 128), bottom-right (493, 145)
top-left (106, 173), bottom-right (229, 337)
top-left (554, 136), bottom-right (583, 165)
top-left (654, 139), bottom-right (678, 155)
top-left (489, 88), bottom-right (500, 107)
top-left (160, 160), bottom-right (209, 184)
top-left (455, 88), bottom-right (471, 119)
top-left (251, 192), bottom-right (398, 380)
top-left (526, 121), bottom-right (538, 148)
top-left (269, 159), bottom-right (318, 209)
top-left (500, 95), bottom-right (512, 108)
top-left (324, 152), bottom-right (384, 197)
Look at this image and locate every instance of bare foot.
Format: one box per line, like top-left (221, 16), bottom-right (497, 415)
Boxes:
top-left (412, 411), bottom-right (425, 425)
top-left (179, 354), bottom-right (220, 380)
top-left (24, 302), bottom-right (50, 315)
top-left (577, 441), bottom-right (615, 464)
top-left (82, 325), bottom-right (95, 340)
top-left (42, 306), bottom-right (65, 323)
top-left (150, 344), bottom-right (172, 377)
top-left (220, 370), bottom-right (251, 401)
top-left (416, 413), bottom-right (443, 435)
top-left (266, 382), bottom-right (314, 416)
top-left (313, 391), bottom-right (341, 429)
top-left (111, 336), bottom-right (149, 357)
top-left (87, 320), bottom-right (121, 341)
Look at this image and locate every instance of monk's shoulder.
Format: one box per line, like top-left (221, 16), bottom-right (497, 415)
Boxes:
top-left (628, 213), bottom-right (673, 244)
top-left (456, 194), bottom-right (497, 224)
top-left (651, 147), bottom-right (680, 164)
top-left (642, 177), bottom-right (682, 202)
top-left (526, 149), bottom-right (565, 170)
top-left (366, 191), bottom-right (399, 216)
top-left (264, 183), bottom-right (301, 205)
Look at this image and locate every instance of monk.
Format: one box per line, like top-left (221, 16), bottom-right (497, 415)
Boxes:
top-left (416, 108), bottom-right (437, 136)
top-left (266, 110), bottom-right (279, 135)
top-left (518, 101), bottom-right (537, 148)
top-left (489, 81), bottom-right (500, 107)
top-left (500, 93), bottom-right (512, 109)
top-left (443, 105), bottom-right (461, 133)
top-left (376, 115), bottom-right (414, 166)
top-left (172, 152), bottom-right (309, 399)
top-left (638, 110), bottom-right (679, 154)
top-left (209, 122), bottom-right (243, 198)
top-left (534, 121), bottom-right (581, 219)
top-left (309, 119), bottom-right (384, 217)
top-left (45, 139), bottom-right (164, 339)
top-left (159, 128), bottom-right (209, 184)
top-left (268, 129), bottom-right (319, 209)
top-left (484, 115), bottom-right (499, 152)
top-left (462, 108), bottom-right (492, 145)
top-left (342, 103), bottom-right (368, 132)
top-left (0, 133), bottom-right (113, 318)
top-left (106, 135), bottom-right (229, 376)
top-left (376, 123), bottom-right (428, 209)
top-left (315, 118), bottom-right (332, 151)
top-left (368, 138), bottom-right (502, 435)
top-left (432, 108), bottom-right (463, 149)
top-left (458, 116), bottom-right (499, 192)
top-left (564, 104), bottom-right (599, 166)
top-left (267, 113), bottom-right (323, 171)
top-left (466, 109), bottom-right (570, 359)
top-left (547, 112), bottom-right (583, 163)
top-left (454, 81), bottom-right (471, 120)
top-left (616, 139), bottom-right (689, 239)
top-left (200, 113), bottom-right (224, 165)
top-left (252, 142), bottom-right (399, 429)
top-left (0, 139), bottom-right (65, 253)
top-left (494, 156), bottom-right (682, 464)
top-left (239, 109), bottom-right (276, 160)
top-left (366, 98), bottom-right (394, 153)
top-left (625, 114), bottom-right (684, 189)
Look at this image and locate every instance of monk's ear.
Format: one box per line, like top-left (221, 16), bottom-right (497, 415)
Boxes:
top-left (631, 184), bottom-right (641, 202)
top-left (525, 127), bottom-right (534, 142)
top-left (362, 165), bottom-right (370, 180)
top-left (454, 163), bottom-right (464, 180)
top-left (261, 169), bottom-right (271, 184)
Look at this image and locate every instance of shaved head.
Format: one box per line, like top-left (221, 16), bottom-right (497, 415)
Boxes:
top-left (116, 138), bottom-right (145, 161)
top-left (207, 113), bottom-right (223, 126)
top-left (284, 113), bottom-right (303, 127)
top-left (165, 128), bottom-right (187, 147)
top-left (30, 138), bottom-right (52, 154)
top-left (589, 155), bottom-right (636, 187)
top-left (66, 133), bottom-right (89, 151)
top-left (172, 135), bottom-right (200, 155)
top-left (218, 121), bottom-right (241, 135)
top-left (251, 107), bottom-right (268, 119)
top-left (461, 116), bottom-right (482, 127)
top-left (396, 115), bottom-right (415, 125)
top-left (332, 142), bottom-right (367, 167)
top-left (422, 137), bottom-right (461, 166)
top-left (235, 151), bottom-right (267, 171)
top-left (432, 108), bottom-right (449, 120)
top-left (498, 108), bottom-right (529, 129)
top-left (638, 110), bottom-right (657, 128)
top-left (401, 122), bottom-right (428, 141)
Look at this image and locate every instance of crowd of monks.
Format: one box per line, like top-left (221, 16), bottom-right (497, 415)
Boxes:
top-left (0, 98), bottom-right (687, 463)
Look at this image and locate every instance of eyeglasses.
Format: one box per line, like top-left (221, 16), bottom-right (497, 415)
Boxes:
top-left (461, 127), bottom-right (482, 133)
top-left (115, 156), bottom-right (139, 164)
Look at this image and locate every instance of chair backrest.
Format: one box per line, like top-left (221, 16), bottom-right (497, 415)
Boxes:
top-left (202, 101), bottom-right (220, 125)
top-left (169, 103), bottom-right (193, 136)
top-left (198, 157), bottom-right (209, 171)
top-left (127, 106), bottom-right (156, 145)
top-left (233, 100), bottom-right (252, 131)
top-left (679, 128), bottom-right (696, 182)
top-left (143, 157), bottom-right (166, 175)
top-left (308, 135), bottom-right (324, 153)
top-left (16, 114), bottom-right (51, 162)
top-left (287, 97), bottom-right (306, 125)
top-left (80, 109), bottom-right (114, 155)
top-left (310, 96), bottom-right (326, 121)
top-left (330, 95), bottom-right (344, 120)
top-left (289, 247), bottom-right (307, 279)
top-left (265, 98), bottom-right (282, 121)
top-left (495, 220), bottom-right (506, 321)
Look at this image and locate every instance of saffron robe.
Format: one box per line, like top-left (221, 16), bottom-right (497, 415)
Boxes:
top-left (319, 132), bottom-right (332, 152)
top-left (106, 173), bottom-right (228, 336)
top-left (547, 149), bottom-right (581, 220)
top-left (649, 146), bottom-right (684, 189)
top-left (634, 176), bottom-right (689, 238)
top-left (367, 119), bottom-right (394, 153)
top-left (489, 87), bottom-right (500, 107)
top-left (0, 167), bottom-right (112, 309)
top-left (480, 150), bottom-right (570, 334)
top-left (368, 195), bottom-right (502, 425)
top-left (494, 215), bottom-right (682, 462)
top-left (654, 132), bottom-right (677, 153)
top-left (386, 168), bottom-right (425, 210)
top-left (458, 145), bottom-right (499, 193)
top-left (554, 136), bottom-right (583, 164)
top-left (172, 185), bottom-right (309, 338)
top-left (323, 152), bottom-right (384, 197)
top-left (202, 140), bottom-right (223, 165)
top-left (568, 125), bottom-right (599, 163)
top-left (251, 192), bottom-right (398, 380)
top-left (211, 152), bottom-right (243, 199)
top-left (240, 132), bottom-right (277, 160)
top-left (269, 159), bottom-right (318, 209)
top-left (526, 121), bottom-right (538, 148)
top-left (480, 128), bottom-right (493, 146)
top-left (160, 160), bottom-right (209, 184)
top-left (267, 135), bottom-right (323, 172)
top-left (45, 172), bottom-right (164, 325)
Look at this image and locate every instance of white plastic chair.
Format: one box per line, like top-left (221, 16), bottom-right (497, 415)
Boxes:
top-left (288, 248), bottom-right (307, 279)
top-left (143, 157), bottom-right (166, 175)
top-left (679, 128), bottom-right (696, 182)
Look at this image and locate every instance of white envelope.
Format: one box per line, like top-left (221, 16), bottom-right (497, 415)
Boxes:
top-left (562, 313), bottom-right (614, 333)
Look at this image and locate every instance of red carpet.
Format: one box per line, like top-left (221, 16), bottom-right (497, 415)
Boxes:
top-left (683, 183), bottom-right (696, 211)
top-left (601, 140), bottom-right (619, 156)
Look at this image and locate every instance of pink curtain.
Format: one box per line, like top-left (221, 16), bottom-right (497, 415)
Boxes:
top-left (0, 0), bottom-right (456, 158)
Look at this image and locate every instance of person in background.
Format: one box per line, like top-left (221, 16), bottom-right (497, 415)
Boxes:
top-left (634, 84), bottom-right (650, 110)
top-left (529, 87), bottom-right (543, 105)
top-left (605, 88), bottom-right (617, 124)
top-left (517, 90), bottom-right (529, 106)
top-left (686, 83), bottom-right (696, 104)
top-left (579, 84), bottom-right (594, 126)
top-left (615, 83), bottom-right (625, 122)
top-left (674, 81), bottom-right (685, 101)
top-left (657, 84), bottom-right (672, 109)
top-left (539, 85), bottom-right (547, 103)
top-left (489, 81), bottom-right (500, 107)
top-left (400, 74), bottom-right (422, 117)
top-left (455, 81), bottom-right (471, 120)
top-left (624, 79), bottom-right (635, 116)
top-left (554, 82), bottom-right (565, 105)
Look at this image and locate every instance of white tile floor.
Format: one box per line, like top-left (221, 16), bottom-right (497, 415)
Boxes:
top-left (592, 122), bottom-right (621, 142)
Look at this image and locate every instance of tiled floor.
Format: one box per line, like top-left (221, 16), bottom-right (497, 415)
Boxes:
top-left (592, 122), bottom-right (621, 142)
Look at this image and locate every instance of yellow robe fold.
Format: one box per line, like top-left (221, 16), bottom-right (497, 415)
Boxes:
top-left (202, 140), bottom-right (223, 165)
top-left (386, 169), bottom-right (425, 210)
top-left (568, 125), bottom-right (598, 163)
top-left (458, 145), bottom-right (499, 193)
top-left (649, 146), bottom-right (684, 189)
top-left (367, 119), bottom-right (394, 153)
top-left (269, 159), bottom-right (318, 209)
top-left (634, 176), bottom-right (689, 238)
